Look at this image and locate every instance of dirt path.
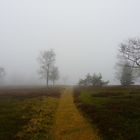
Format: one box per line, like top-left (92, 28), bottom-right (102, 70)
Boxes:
top-left (52, 89), bottom-right (100, 140)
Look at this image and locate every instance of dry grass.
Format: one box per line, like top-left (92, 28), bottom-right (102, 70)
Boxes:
top-left (16, 97), bottom-right (58, 140)
top-left (0, 87), bottom-right (61, 140)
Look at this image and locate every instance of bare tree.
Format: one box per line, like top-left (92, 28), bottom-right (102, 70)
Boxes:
top-left (49, 66), bottom-right (59, 86)
top-left (38, 49), bottom-right (55, 87)
top-left (116, 38), bottom-right (140, 84)
top-left (119, 38), bottom-right (140, 68)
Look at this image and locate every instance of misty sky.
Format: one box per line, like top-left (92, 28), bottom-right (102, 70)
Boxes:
top-left (0, 0), bottom-right (140, 85)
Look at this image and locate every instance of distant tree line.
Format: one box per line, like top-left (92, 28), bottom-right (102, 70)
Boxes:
top-left (79, 73), bottom-right (109, 87)
top-left (1, 37), bottom-right (140, 87)
top-left (42, 40), bottom-right (140, 87)
top-left (78, 37), bottom-right (140, 87)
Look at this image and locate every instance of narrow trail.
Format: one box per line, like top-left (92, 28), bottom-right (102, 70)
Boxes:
top-left (52, 89), bottom-right (100, 140)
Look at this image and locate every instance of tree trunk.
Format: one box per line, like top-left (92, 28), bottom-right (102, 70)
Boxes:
top-left (46, 70), bottom-right (49, 87)
top-left (46, 78), bottom-right (48, 87)
top-left (46, 65), bottom-right (50, 87)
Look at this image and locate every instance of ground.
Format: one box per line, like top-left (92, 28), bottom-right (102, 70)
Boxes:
top-left (52, 89), bottom-right (100, 140)
top-left (0, 87), bottom-right (100, 140)
top-left (74, 86), bottom-right (140, 140)
top-left (1, 86), bottom-right (140, 140)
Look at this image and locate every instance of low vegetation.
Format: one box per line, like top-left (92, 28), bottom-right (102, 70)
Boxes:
top-left (74, 86), bottom-right (140, 140)
top-left (0, 87), bottom-right (61, 140)
top-left (79, 73), bottom-right (109, 87)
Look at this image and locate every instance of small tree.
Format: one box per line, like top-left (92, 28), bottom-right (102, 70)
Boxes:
top-left (49, 66), bottom-right (59, 86)
top-left (91, 73), bottom-right (109, 86)
top-left (38, 49), bottom-right (55, 87)
top-left (0, 67), bottom-right (6, 84)
top-left (79, 73), bottom-right (92, 86)
top-left (79, 79), bottom-right (86, 86)
top-left (120, 63), bottom-right (134, 86)
top-left (79, 73), bottom-right (109, 87)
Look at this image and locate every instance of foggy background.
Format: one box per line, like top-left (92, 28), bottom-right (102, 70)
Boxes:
top-left (0, 0), bottom-right (140, 85)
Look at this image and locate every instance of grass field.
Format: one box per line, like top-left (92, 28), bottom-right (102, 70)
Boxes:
top-left (1, 86), bottom-right (140, 140)
top-left (74, 86), bottom-right (140, 140)
top-left (0, 87), bottom-right (61, 140)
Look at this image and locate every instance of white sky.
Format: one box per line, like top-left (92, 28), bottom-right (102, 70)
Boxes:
top-left (0, 0), bottom-right (140, 85)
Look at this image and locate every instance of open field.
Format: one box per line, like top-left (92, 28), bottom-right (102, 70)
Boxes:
top-left (1, 86), bottom-right (140, 140)
top-left (0, 87), bottom-right (101, 140)
top-left (74, 86), bottom-right (140, 140)
top-left (0, 87), bottom-right (61, 140)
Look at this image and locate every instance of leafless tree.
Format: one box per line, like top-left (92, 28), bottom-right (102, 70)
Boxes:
top-left (49, 66), bottom-right (59, 86)
top-left (38, 49), bottom-right (55, 87)
top-left (119, 38), bottom-right (140, 68)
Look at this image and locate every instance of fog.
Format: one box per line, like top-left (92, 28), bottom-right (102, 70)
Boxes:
top-left (0, 0), bottom-right (140, 85)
